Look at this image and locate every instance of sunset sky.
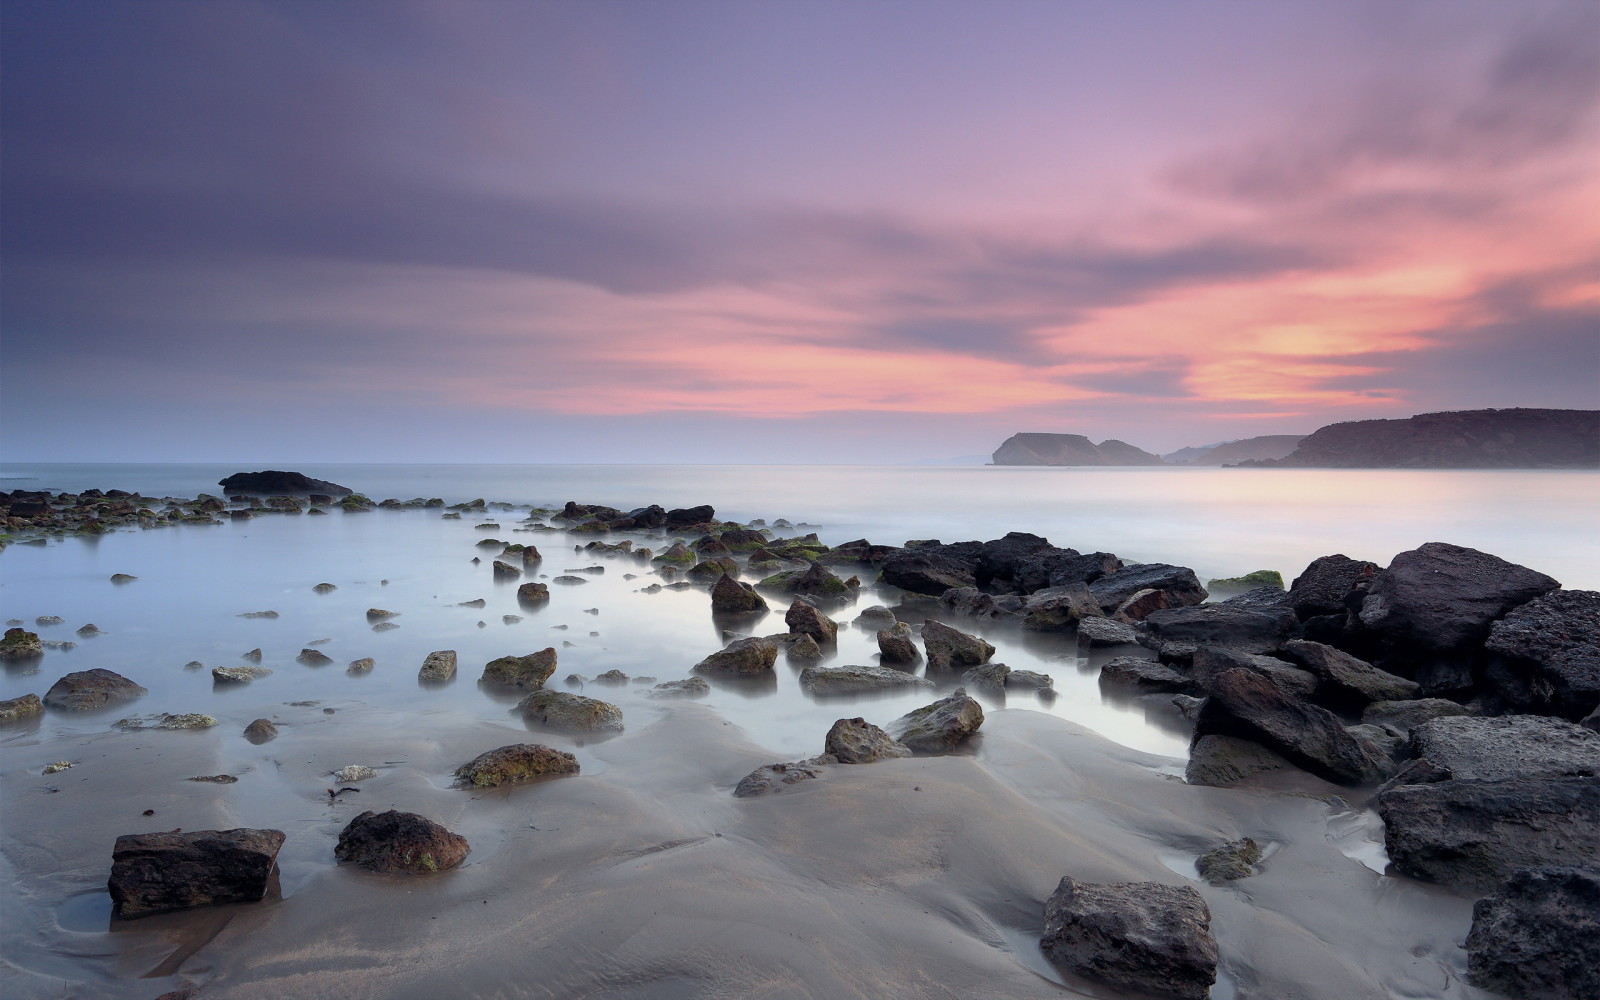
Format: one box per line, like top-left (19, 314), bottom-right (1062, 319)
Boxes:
top-left (3, 0), bottom-right (1596, 464)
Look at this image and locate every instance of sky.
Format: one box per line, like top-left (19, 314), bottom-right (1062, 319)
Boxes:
top-left (2, 0), bottom-right (1597, 464)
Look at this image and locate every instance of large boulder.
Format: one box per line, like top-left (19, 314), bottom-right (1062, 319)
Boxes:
top-left (692, 636), bottom-right (779, 677)
top-left (1099, 656), bottom-right (1191, 693)
top-left (1375, 776), bottom-right (1600, 891)
top-left (1189, 646), bottom-right (1317, 701)
top-left (877, 548), bottom-right (976, 595)
top-left (888, 689), bottom-right (984, 753)
top-left (218, 470), bottom-right (352, 495)
top-left (1039, 878), bottom-right (1217, 1000)
top-left (1406, 715), bottom-right (1600, 782)
top-left (453, 744), bottom-right (579, 787)
top-left (973, 532), bottom-right (1052, 591)
top-left (0, 627), bottom-right (43, 659)
top-left (1089, 564), bottom-right (1206, 614)
top-left (1483, 589), bottom-right (1600, 721)
top-left (516, 690), bottom-right (624, 733)
top-left (664, 505), bottom-right (715, 528)
top-left (785, 600), bottom-right (838, 643)
top-left (334, 811), bottom-right (468, 873)
top-left (43, 668), bottom-right (147, 710)
top-left (823, 717), bottom-right (912, 763)
top-left (109, 828), bottom-right (285, 919)
top-left (1466, 867), bottom-right (1600, 1000)
top-left (938, 587), bottom-right (1023, 620)
top-left (1013, 547), bottom-right (1123, 595)
top-left (1137, 603), bottom-right (1299, 656)
top-left (1287, 554), bottom-right (1380, 620)
top-left (711, 574), bottom-right (769, 615)
top-left (480, 649), bottom-right (558, 690)
top-left (921, 619), bottom-right (995, 672)
top-left (798, 664), bottom-right (935, 696)
top-left (1193, 668), bottom-right (1388, 784)
top-left (1280, 639), bottom-right (1420, 710)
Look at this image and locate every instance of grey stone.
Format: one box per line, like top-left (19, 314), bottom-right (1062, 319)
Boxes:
top-left (1467, 867), bottom-right (1600, 1000)
top-left (823, 717), bottom-right (911, 763)
top-left (1040, 877), bottom-right (1217, 1000)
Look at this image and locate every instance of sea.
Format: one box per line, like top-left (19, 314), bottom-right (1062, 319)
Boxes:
top-left (2, 462), bottom-right (1595, 762)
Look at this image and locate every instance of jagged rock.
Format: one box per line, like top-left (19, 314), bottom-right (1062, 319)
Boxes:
top-left (692, 637), bottom-right (778, 677)
top-left (418, 650), bottom-right (457, 682)
top-left (664, 504), bottom-right (715, 528)
top-left (1288, 554), bottom-right (1382, 621)
top-left (492, 560), bottom-right (521, 579)
top-left (1467, 867), bottom-right (1600, 1000)
top-left (1185, 734), bottom-right (1294, 786)
top-left (824, 718), bottom-right (912, 763)
top-left (939, 586), bottom-right (1018, 619)
top-left (876, 623), bottom-right (921, 665)
top-left (785, 600), bottom-right (838, 642)
top-left (1483, 589), bottom-right (1600, 721)
top-left (711, 574), bottom-right (768, 614)
top-left (1194, 668), bottom-right (1387, 784)
top-left (0, 627), bottom-right (43, 659)
top-left (974, 532), bottom-right (1054, 590)
top-left (333, 764), bottom-right (378, 782)
top-left (1196, 837), bottom-right (1263, 883)
top-left (921, 619), bottom-right (994, 671)
top-left (242, 719), bottom-right (278, 744)
top-left (516, 690), bottom-right (623, 733)
top-left (888, 689), bottom-right (984, 753)
top-left (0, 693), bottom-right (43, 722)
top-left (1022, 585), bottom-right (1101, 631)
top-left (109, 828), bottom-right (286, 919)
top-left (1014, 548), bottom-right (1123, 594)
top-left (1114, 588), bottom-right (1179, 621)
top-left (1189, 647), bottom-right (1316, 700)
top-left (1100, 656), bottom-right (1190, 692)
top-left (334, 810), bottom-right (468, 873)
top-left (1280, 639), bottom-right (1419, 709)
top-left (218, 471), bottom-right (351, 495)
top-left (212, 666), bottom-right (271, 684)
top-left (480, 648), bottom-right (558, 690)
top-left (877, 548), bottom-right (976, 595)
top-left (43, 668), bottom-right (147, 710)
top-left (516, 582), bottom-right (550, 604)
top-left (785, 634), bottom-right (824, 660)
top-left (1138, 603), bottom-right (1299, 656)
top-left (1089, 564), bottom-right (1207, 613)
top-left (1076, 616), bottom-right (1139, 646)
top-left (1407, 715), bottom-right (1600, 782)
top-left (962, 661), bottom-right (1012, 694)
top-left (649, 677), bottom-right (710, 698)
top-left (799, 664), bottom-right (935, 696)
top-left (1360, 698), bottom-right (1473, 732)
top-left (1040, 877), bottom-right (1217, 1000)
top-left (1375, 776), bottom-right (1600, 890)
top-left (733, 757), bottom-right (834, 797)
top-left (454, 744), bottom-right (579, 787)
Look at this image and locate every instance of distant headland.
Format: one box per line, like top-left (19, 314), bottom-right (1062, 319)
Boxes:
top-left (992, 408), bottom-right (1600, 469)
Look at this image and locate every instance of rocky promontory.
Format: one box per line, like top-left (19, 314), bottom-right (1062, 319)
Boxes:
top-left (990, 433), bottom-right (1164, 466)
top-left (1243, 408), bottom-right (1599, 469)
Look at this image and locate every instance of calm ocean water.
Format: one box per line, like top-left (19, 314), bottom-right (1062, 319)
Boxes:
top-left (2, 462), bottom-right (1594, 761)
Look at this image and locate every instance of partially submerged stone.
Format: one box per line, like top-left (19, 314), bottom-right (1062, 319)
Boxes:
top-left (516, 582), bottom-right (550, 604)
top-left (1040, 877), bottom-right (1218, 1000)
top-left (334, 810), bottom-right (468, 873)
top-left (454, 744), bottom-right (579, 787)
top-left (418, 649), bottom-right (458, 683)
top-left (242, 718), bottom-right (278, 744)
top-left (212, 666), bottom-right (271, 684)
top-left (1195, 837), bottom-right (1263, 883)
top-left (692, 636), bottom-right (778, 677)
top-left (346, 657), bottom-right (375, 675)
top-left (888, 689), bottom-right (984, 753)
top-left (823, 717), bottom-right (911, 763)
top-left (649, 677), bottom-right (710, 699)
top-left (921, 619), bottom-right (994, 672)
top-left (296, 648), bottom-right (334, 666)
top-left (0, 693), bottom-right (43, 723)
top-left (116, 713), bottom-right (217, 731)
top-left (876, 623), bottom-right (921, 665)
top-left (109, 828), bottom-right (285, 919)
top-left (480, 648), bottom-right (558, 690)
top-left (710, 573), bottom-right (768, 614)
top-left (333, 764), bottom-right (378, 783)
top-left (0, 627), bottom-right (43, 659)
top-left (784, 600), bottom-right (838, 643)
top-left (43, 668), bottom-right (147, 710)
top-left (798, 664), bottom-right (935, 696)
top-left (517, 689), bottom-right (623, 733)
top-left (733, 757), bottom-right (834, 797)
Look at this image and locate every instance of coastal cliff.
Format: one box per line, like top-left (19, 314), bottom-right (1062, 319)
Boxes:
top-left (991, 433), bottom-right (1164, 466)
top-left (1245, 409), bottom-right (1599, 469)
top-left (1170, 435), bottom-right (1305, 466)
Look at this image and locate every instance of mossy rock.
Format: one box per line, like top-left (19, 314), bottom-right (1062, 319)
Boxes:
top-left (1207, 570), bottom-right (1285, 591)
top-left (453, 744), bottom-right (579, 787)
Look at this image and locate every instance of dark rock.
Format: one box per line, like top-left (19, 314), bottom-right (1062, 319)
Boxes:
top-left (1407, 715), bottom-right (1600, 781)
top-left (888, 689), bottom-right (984, 753)
top-left (480, 648), bottom-right (558, 690)
top-left (1100, 656), bottom-right (1190, 693)
top-left (1288, 554), bottom-right (1381, 620)
top-left (1281, 639), bottom-right (1419, 709)
top-left (798, 664), bottom-right (935, 696)
top-left (218, 471), bottom-right (352, 495)
top-left (1218, 585), bottom-right (1292, 610)
top-left (993, 432), bottom-right (1165, 466)
top-left (876, 623), bottom-right (921, 665)
top-left (492, 560), bottom-right (521, 579)
top-left (711, 574), bottom-right (768, 615)
top-left (921, 619), bottom-right (994, 671)
top-left (0, 693), bottom-right (43, 722)
top-left (453, 744), bottom-right (579, 787)
top-left (1006, 668), bottom-right (1054, 692)
top-left (0, 627), bottom-right (43, 659)
top-left (418, 650), bottom-right (457, 682)
top-left (939, 586), bottom-right (1018, 619)
top-left (1483, 589), bottom-right (1600, 721)
top-left (516, 690), bottom-right (623, 733)
top-left (1250, 407), bottom-right (1600, 469)
top-left (1089, 563), bottom-right (1207, 613)
top-left (1076, 616), bottom-right (1139, 647)
top-left (974, 532), bottom-right (1053, 590)
top-left (1013, 548), bottom-right (1122, 594)
top-left (1039, 877), bottom-right (1217, 1000)
top-left (334, 810), bottom-right (468, 873)
top-left (1360, 698), bottom-right (1474, 732)
top-left (853, 606), bottom-right (900, 630)
top-left (1190, 647), bottom-right (1317, 700)
top-left (824, 717), bottom-right (912, 763)
top-left (877, 548), bottom-right (976, 595)
top-left (693, 636), bottom-right (778, 677)
top-left (785, 634), bottom-right (824, 660)
top-left (664, 504), bottom-right (715, 528)
top-left (296, 648), bottom-right (334, 666)
top-left (1193, 668), bottom-right (1388, 784)
top-left (625, 505), bottom-right (668, 528)
top-left (242, 719), bottom-right (278, 744)
top-left (687, 558), bottom-right (740, 582)
top-left (516, 582), bottom-right (550, 604)
top-left (733, 757), bottom-right (834, 797)
top-left (109, 827), bottom-right (286, 918)
top-left (1185, 734), bottom-right (1294, 787)
top-left (43, 668), bottom-right (147, 711)
top-left (1196, 837), bottom-right (1263, 883)
top-left (1467, 866), bottom-right (1600, 1000)
top-left (785, 600), bottom-right (838, 643)
top-left (1142, 602), bottom-right (1300, 657)
top-left (1113, 588), bottom-right (1181, 621)
top-left (1022, 585), bottom-right (1101, 631)
top-left (1375, 776), bottom-right (1600, 890)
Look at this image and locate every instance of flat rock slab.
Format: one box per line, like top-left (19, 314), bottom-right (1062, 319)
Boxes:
top-left (733, 757), bottom-right (835, 797)
top-left (799, 664), bottom-right (934, 696)
top-left (1281, 638), bottom-right (1419, 708)
top-left (517, 689), bottom-right (623, 733)
top-left (454, 744), bottom-right (579, 787)
top-left (334, 810), bottom-right (468, 874)
top-left (109, 828), bottom-right (285, 919)
top-left (1467, 866), bottom-right (1600, 1000)
top-left (1040, 877), bottom-right (1218, 1000)
top-left (1375, 776), bottom-right (1600, 891)
top-left (1408, 714), bottom-right (1600, 781)
top-left (43, 668), bottom-right (147, 710)
top-left (1138, 604), bottom-right (1299, 655)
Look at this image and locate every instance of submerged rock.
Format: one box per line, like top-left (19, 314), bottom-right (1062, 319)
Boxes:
top-left (454, 744), bottom-right (579, 787)
top-left (242, 718), bottom-right (278, 744)
top-left (43, 669), bottom-right (147, 710)
top-left (296, 648), bottom-right (334, 666)
top-left (212, 666), bottom-right (271, 684)
top-left (1466, 866), bottom-right (1600, 1000)
top-left (346, 657), bottom-right (375, 675)
top-left (334, 810), bottom-right (468, 874)
top-left (921, 619), bottom-right (994, 672)
top-left (109, 827), bottom-right (286, 919)
top-left (733, 757), bottom-right (834, 797)
top-left (649, 677), bottom-right (710, 699)
top-left (1040, 877), bottom-right (1218, 1000)
top-left (798, 664), bottom-right (935, 696)
top-left (516, 582), bottom-right (550, 604)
